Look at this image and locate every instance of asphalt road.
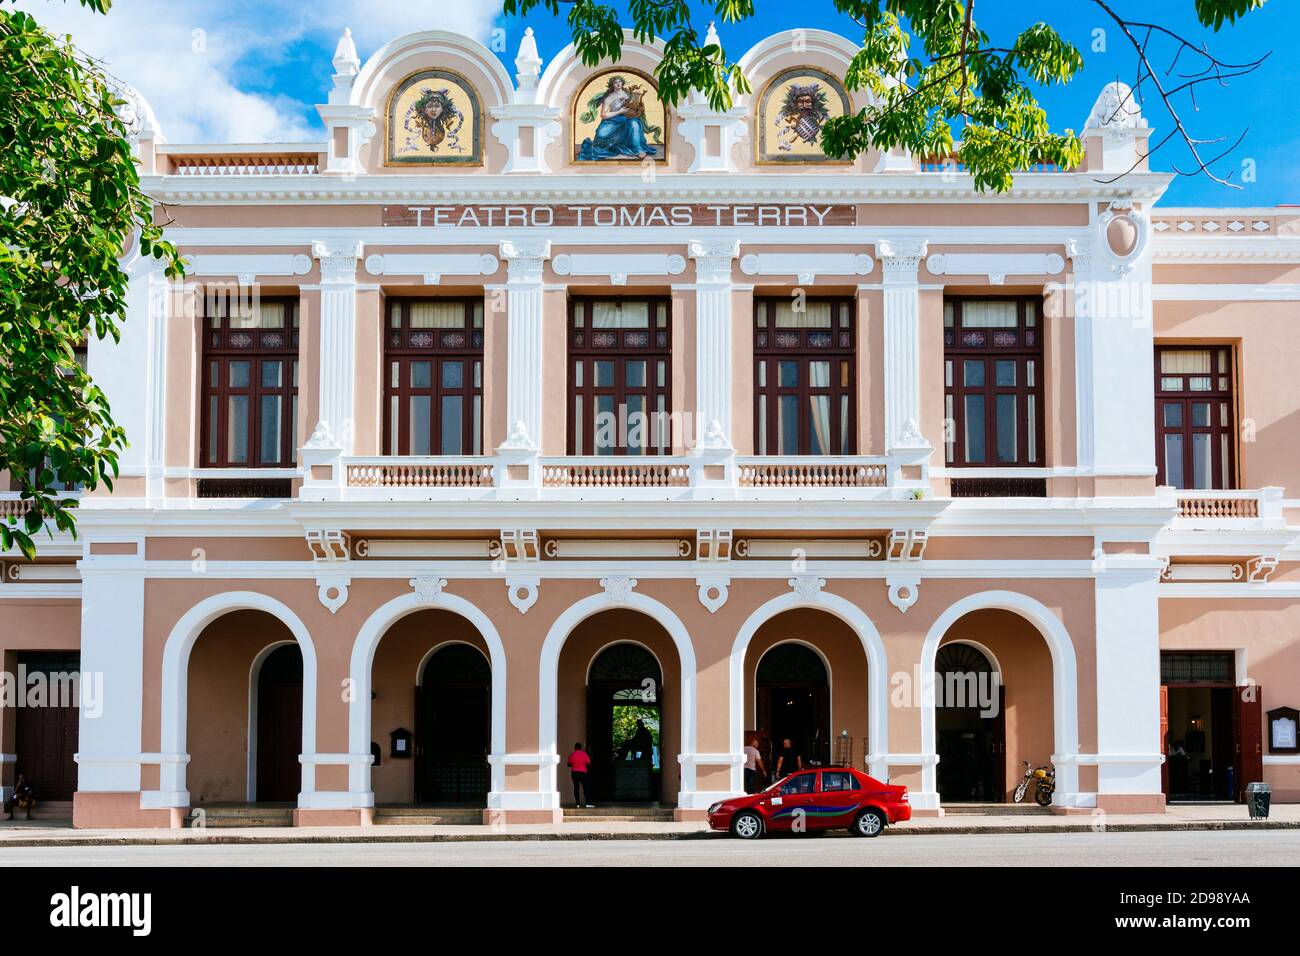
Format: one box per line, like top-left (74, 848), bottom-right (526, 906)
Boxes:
top-left (2, 829), bottom-right (1297, 866)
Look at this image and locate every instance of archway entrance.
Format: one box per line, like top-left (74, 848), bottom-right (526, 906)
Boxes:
top-left (587, 643), bottom-right (662, 803)
top-left (756, 643), bottom-right (830, 775)
top-left (930, 609), bottom-right (1055, 804)
top-left (554, 608), bottom-right (682, 807)
top-left (182, 608), bottom-right (306, 808)
top-left (365, 608), bottom-right (496, 807)
top-left (416, 644), bottom-right (490, 803)
top-left (934, 642), bottom-right (1004, 803)
top-left (255, 644), bottom-right (303, 803)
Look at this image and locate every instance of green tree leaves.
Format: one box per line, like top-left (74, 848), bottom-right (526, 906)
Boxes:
top-left (0, 4), bottom-right (183, 557)
top-left (505, 1), bottom-right (1265, 191)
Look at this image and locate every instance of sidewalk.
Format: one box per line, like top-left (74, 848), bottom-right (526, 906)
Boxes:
top-left (0, 804), bottom-right (1295, 848)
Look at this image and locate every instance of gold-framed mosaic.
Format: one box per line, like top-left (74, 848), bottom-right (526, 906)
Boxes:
top-left (571, 67), bottom-right (669, 165)
top-left (386, 68), bottom-right (483, 166)
top-left (756, 66), bottom-right (853, 165)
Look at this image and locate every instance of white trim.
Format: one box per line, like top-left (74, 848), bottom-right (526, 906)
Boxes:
top-left (1263, 756), bottom-right (1300, 765)
top-left (1160, 583), bottom-right (1300, 599)
top-left (348, 591), bottom-right (507, 808)
top-left (730, 589), bottom-right (888, 791)
top-left (155, 592), bottom-right (318, 809)
top-left (538, 591), bottom-right (699, 808)
top-left (919, 590), bottom-right (1082, 809)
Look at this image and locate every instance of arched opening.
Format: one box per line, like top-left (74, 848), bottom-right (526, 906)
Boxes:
top-left (369, 609), bottom-right (493, 807)
top-left (756, 643), bottom-right (830, 776)
top-left (417, 643), bottom-right (491, 803)
top-left (555, 610), bottom-right (681, 806)
top-left (254, 643), bottom-right (303, 803)
top-left (184, 609), bottom-right (303, 807)
top-left (743, 609), bottom-right (869, 786)
top-left (934, 609), bottom-right (1055, 803)
top-left (587, 643), bottom-right (663, 803)
top-left (934, 642), bottom-right (1003, 803)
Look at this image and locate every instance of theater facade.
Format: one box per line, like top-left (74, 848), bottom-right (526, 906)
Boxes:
top-left (3, 26), bottom-right (1299, 828)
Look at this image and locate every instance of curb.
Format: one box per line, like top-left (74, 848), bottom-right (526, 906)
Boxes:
top-left (0, 819), bottom-right (1295, 849)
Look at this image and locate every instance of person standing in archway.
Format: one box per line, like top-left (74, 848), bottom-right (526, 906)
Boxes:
top-left (567, 742), bottom-right (594, 807)
top-left (774, 738), bottom-right (802, 781)
top-left (744, 737), bottom-right (767, 794)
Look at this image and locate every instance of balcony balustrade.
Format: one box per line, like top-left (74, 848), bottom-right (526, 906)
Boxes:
top-left (296, 450), bottom-right (931, 502)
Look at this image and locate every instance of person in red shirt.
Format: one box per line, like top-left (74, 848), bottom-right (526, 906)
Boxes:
top-left (567, 742), bottom-right (594, 807)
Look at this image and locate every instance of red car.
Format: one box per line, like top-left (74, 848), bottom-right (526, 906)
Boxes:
top-left (708, 767), bottom-right (910, 839)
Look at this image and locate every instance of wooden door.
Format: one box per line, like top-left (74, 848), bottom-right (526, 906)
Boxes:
top-left (255, 670), bottom-right (302, 803)
top-left (15, 700), bottom-right (78, 800)
top-left (994, 686), bottom-right (1007, 800)
top-left (14, 653), bottom-right (80, 801)
top-left (1233, 687), bottom-right (1263, 802)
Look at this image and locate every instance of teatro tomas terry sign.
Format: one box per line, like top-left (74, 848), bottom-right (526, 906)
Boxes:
top-left (381, 203), bottom-right (857, 228)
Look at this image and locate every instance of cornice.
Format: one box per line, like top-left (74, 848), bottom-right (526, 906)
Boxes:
top-left (141, 171), bottom-right (1173, 206)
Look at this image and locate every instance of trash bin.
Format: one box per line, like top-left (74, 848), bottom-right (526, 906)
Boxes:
top-left (1245, 781), bottom-right (1271, 820)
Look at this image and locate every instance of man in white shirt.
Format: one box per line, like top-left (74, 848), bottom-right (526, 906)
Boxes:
top-left (743, 737), bottom-right (766, 794)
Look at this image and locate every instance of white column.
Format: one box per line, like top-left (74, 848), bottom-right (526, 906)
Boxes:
top-left (876, 240), bottom-right (932, 453)
top-left (76, 566), bottom-right (146, 794)
top-left (1067, 205), bottom-right (1156, 478)
top-left (688, 239), bottom-right (740, 449)
top-left (311, 240), bottom-right (363, 453)
top-left (1094, 558), bottom-right (1166, 801)
top-left (88, 259), bottom-right (168, 498)
top-left (497, 239), bottom-right (551, 451)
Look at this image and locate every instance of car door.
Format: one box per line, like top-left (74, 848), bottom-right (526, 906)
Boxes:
top-left (815, 770), bottom-right (860, 828)
top-left (765, 771), bottom-right (818, 831)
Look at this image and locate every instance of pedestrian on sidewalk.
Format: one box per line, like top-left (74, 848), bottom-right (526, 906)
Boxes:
top-left (567, 742), bottom-right (594, 807)
top-left (743, 737), bottom-right (766, 793)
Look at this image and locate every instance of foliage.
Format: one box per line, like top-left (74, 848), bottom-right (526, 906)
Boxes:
top-left (0, 0), bottom-right (183, 558)
top-left (504, 0), bottom-right (1267, 191)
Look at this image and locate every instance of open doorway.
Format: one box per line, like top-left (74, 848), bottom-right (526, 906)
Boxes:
top-left (756, 643), bottom-right (830, 773)
top-left (1160, 652), bottom-right (1259, 803)
top-left (586, 643), bottom-right (662, 803)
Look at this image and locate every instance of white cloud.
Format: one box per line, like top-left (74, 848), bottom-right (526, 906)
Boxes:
top-left (17, 0), bottom-right (504, 143)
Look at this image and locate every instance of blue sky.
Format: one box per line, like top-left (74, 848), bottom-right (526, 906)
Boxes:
top-left (25, 0), bottom-right (1298, 206)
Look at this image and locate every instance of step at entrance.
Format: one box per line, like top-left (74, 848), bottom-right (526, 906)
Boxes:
top-left (373, 806), bottom-right (484, 826)
top-left (6, 799), bottom-right (73, 822)
top-left (563, 806), bottom-right (675, 823)
top-left (943, 802), bottom-right (1054, 815)
top-left (190, 804), bottom-right (295, 828)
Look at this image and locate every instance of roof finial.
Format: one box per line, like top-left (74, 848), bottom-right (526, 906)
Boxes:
top-left (705, 20), bottom-right (720, 49)
top-left (333, 26), bottom-right (360, 77)
top-left (515, 25), bottom-right (543, 91)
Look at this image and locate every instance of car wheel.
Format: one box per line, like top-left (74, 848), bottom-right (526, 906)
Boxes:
top-left (851, 808), bottom-right (886, 838)
top-left (731, 811), bottom-right (764, 840)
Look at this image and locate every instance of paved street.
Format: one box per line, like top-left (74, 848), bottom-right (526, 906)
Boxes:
top-left (1, 829), bottom-right (1296, 866)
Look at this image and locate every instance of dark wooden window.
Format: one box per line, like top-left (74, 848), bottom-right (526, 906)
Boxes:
top-left (384, 300), bottom-right (484, 456)
top-left (200, 297), bottom-right (299, 467)
top-left (567, 297), bottom-right (672, 455)
top-left (943, 298), bottom-right (1044, 468)
top-left (753, 298), bottom-right (855, 455)
top-left (1155, 346), bottom-right (1235, 489)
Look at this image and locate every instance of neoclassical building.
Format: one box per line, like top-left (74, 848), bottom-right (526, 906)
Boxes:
top-left (3, 26), bottom-right (1298, 828)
